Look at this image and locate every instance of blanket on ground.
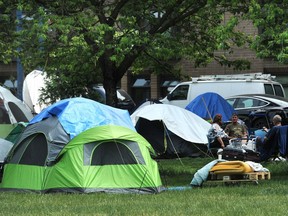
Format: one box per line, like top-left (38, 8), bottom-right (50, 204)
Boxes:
top-left (191, 160), bottom-right (269, 186)
top-left (190, 159), bottom-right (223, 186)
top-left (209, 160), bottom-right (253, 174)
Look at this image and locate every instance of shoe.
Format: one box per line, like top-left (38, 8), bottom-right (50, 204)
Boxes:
top-left (217, 148), bottom-right (223, 154)
top-left (273, 156), bottom-right (286, 162)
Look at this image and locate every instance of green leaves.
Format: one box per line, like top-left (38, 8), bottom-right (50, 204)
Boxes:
top-left (247, 1), bottom-right (288, 63)
top-left (5, 0), bottom-right (285, 106)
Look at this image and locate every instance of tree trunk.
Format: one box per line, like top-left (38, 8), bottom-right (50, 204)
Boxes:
top-left (103, 76), bottom-right (117, 108)
top-left (99, 54), bottom-right (118, 108)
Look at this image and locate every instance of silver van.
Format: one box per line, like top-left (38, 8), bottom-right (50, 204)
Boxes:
top-left (160, 73), bottom-right (285, 108)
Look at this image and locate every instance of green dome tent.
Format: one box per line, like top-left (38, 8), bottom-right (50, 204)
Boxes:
top-left (0, 98), bottom-right (160, 193)
top-left (1, 125), bottom-right (164, 194)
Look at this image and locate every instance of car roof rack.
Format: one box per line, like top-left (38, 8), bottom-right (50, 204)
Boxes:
top-left (191, 73), bottom-right (276, 82)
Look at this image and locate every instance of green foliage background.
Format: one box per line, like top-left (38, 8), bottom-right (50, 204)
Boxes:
top-left (1, 1), bottom-right (288, 106)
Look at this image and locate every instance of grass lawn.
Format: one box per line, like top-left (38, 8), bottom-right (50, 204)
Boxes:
top-left (1, 157), bottom-right (288, 216)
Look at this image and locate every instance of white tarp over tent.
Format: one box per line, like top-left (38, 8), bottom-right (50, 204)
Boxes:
top-left (0, 138), bottom-right (13, 162)
top-left (22, 70), bottom-right (48, 114)
top-left (0, 86), bottom-right (33, 124)
top-left (131, 104), bottom-right (211, 144)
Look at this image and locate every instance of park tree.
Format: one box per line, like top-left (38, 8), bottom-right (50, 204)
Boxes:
top-left (1, 1), bottom-right (262, 107)
top-left (0, 1), bottom-right (18, 64)
top-left (248, 1), bottom-right (288, 64)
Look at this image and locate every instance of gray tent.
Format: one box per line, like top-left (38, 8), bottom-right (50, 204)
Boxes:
top-left (5, 116), bottom-right (70, 166)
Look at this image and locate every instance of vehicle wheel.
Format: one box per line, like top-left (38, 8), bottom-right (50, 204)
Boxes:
top-left (252, 118), bottom-right (268, 129)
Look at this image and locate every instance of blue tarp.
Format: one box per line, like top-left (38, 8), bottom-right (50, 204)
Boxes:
top-left (185, 92), bottom-right (236, 122)
top-left (29, 97), bottom-right (135, 138)
top-left (254, 129), bottom-right (266, 142)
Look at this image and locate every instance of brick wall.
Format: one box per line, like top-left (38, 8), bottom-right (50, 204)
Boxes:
top-left (120, 73), bottom-right (129, 92)
top-left (150, 74), bottom-right (159, 99)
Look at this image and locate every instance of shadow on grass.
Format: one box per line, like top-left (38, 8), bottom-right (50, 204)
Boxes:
top-left (157, 157), bottom-right (212, 186)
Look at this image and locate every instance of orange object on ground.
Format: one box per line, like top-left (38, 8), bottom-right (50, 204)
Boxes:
top-left (210, 160), bottom-right (254, 174)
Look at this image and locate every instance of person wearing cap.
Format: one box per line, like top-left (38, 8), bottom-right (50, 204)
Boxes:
top-left (224, 113), bottom-right (247, 139)
top-left (208, 114), bottom-right (229, 149)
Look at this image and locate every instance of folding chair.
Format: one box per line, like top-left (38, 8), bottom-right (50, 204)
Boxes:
top-left (206, 135), bottom-right (220, 158)
top-left (258, 126), bottom-right (288, 161)
top-left (274, 125), bottom-right (288, 161)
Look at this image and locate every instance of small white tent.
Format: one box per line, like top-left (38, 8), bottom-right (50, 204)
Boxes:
top-left (22, 70), bottom-right (48, 114)
top-left (0, 86), bottom-right (33, 124)
top-left (131, 104), bottom-right (211, 158)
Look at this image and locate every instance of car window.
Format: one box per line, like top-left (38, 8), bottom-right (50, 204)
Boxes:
top-left (237, 99), bottom-right (248, 108)
top-left (251, 99), bottom-right (268, 107)
top-left (236, 98), bottom-right (268, 109)
top-left (274, 84), bottom-right (284, 97)
top-left (169, 85), bottom-right (189, 100)
top-left (92, 87), bottom-right (106, 104)
top-left (264, 84), bottom-right (274, 95)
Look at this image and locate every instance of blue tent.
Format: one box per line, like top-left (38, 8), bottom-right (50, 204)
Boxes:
top-left (185, 92), bottom-right (235, 122)
top-left (30, 97), bottom-right (135, 138)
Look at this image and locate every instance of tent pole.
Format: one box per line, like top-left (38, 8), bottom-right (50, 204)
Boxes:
top-left (201, 97), bottom-right (213, 122)
top-left (163, 123), bottom-right (184, 166)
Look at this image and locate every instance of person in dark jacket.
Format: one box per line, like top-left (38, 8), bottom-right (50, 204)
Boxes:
top-left (256, 114), bottom-right (283, 161)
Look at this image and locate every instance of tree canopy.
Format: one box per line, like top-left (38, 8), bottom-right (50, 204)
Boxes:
top-left (1, 1), bottom-right (288, 107)
top-left (0, 1), bottom-right (18, 63)
top-left (248, 1), bottom-right (288, 64)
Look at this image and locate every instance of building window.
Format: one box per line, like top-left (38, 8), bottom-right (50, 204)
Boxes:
top-left (132, 79), bottom-right (150, 87)
top-left (131, 78), bottom-right (151, 106)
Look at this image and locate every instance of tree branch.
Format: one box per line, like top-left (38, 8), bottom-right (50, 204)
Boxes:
top-left (110, 0), bottom-right (129, 22)
top-left (157, 1), bottom-right (208, 34)
top-left (148, 0), bottom-right (185, 34)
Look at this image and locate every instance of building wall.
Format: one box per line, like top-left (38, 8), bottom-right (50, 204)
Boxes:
top-left (126, 15), bottom-right (288, 105)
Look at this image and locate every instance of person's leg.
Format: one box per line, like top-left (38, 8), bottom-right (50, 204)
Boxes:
top-left (210, 137), bottom-right (224, 148)
top-left (255, 137), bottom-right (270, 161)
top-left (255, 137), bottom-right (263, 152)
top-left (222, 137), bottom-right (230, 147)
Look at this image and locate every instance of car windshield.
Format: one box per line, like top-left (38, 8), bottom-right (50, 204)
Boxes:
top-left (117, 89), bottom-right (133, 102)
top-left (226, 98), bottom-right (235, 107)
